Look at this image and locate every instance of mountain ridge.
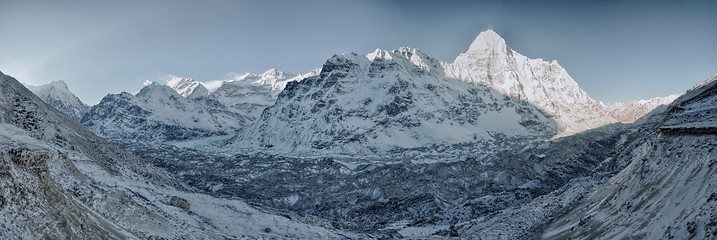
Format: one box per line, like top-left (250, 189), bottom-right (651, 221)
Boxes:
top-left (227, 30), bottom-right (619, 155)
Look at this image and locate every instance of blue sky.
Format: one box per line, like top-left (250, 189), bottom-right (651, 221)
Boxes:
top-left (1, 0), bottom-right (715, 104)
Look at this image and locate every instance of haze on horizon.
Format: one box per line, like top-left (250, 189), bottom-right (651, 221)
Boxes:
top-left (1, 0), bottom-right (715, 104)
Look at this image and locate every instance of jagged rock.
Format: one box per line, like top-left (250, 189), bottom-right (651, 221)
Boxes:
top-left (170, 196), bottom-right (190, 211)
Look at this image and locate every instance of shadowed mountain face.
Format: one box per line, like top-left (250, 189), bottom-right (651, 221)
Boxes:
top-left (543, 74), bottom-right (717, 239)
top-left (81, 82), bottom-right (253, 142)
top-left (436, 74), bottom-right (715, 239)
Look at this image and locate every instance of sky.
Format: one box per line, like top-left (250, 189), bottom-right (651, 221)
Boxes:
top-left (0, 0), bottom-right (715, 104)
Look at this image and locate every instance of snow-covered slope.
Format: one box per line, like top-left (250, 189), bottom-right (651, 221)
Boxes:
top-left (607, 94), bottom-right (680, 123)
top-left (543, 74), bottom-right (717, 239)
top-left (166, 77), bottom-right (209, 99)
top-left (444, 30), bottom-right (617, 135)
top-left (212, 69), bottom-right (318, 122)
top-left (82, 69), bottom-right (315, 142)
top-left (229, 30), bottom-right (616, 155)
top-left (26, 80), bottom-right (90, 121)
top-left (0, 70), bottom-right (349, 239)
top-left (82, 82), bottom-right (251, 142)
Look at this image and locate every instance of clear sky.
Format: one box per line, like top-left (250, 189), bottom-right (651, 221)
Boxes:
top-left (1, 0), bottom-right (715, 104)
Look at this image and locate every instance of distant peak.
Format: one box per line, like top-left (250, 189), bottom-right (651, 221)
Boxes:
top-left (48, 80), bottom-right (69, 88)
top-left (166, 76), bottom-right (196, 87)
top-left (262, 68), bottom-right (286, 78)
top-left (366, 48), bottom-right (392, 61)
top-left (264, 68), bottom-right (282, 74)
top-left (26, 80), bottom-right (73, 94)
top-left (468, 29), bottom-right (508, 52)
top-left (137, 81), bottom-right (178, 97)
top-left (395, 47), bottom-right (429, 59)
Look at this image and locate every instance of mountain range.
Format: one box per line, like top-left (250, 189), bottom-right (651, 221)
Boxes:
top-left (28, 30), bottom-right (676, 154)
top-left (13, 29), bottom-right (711, 239)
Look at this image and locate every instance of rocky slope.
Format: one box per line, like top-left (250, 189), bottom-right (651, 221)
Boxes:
top-left (0, 70), bottom-right (349, 239)
top-left (543, 74), bottom-right (717, 239)
top-left (134, 124), bottom-right (626, 236)
top-left (439, 74), bottom-right (716, 239)
top-left (26, 80), bottom-right (90, 121)
top-left (228, 30), bottom-right (617, 155)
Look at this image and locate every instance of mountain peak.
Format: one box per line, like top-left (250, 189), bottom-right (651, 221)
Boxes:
top-left (468, 29), bottom-right (508, 52)
top-left (166, 77), bottom-right (208, 98)
top-left (26, 80), bottom-right (75, 97)
top-left (47, 79), bottom-right (69, 88)
top-left (25, 79), bottom-right (89, 120)
top-left (261, 68), bottom-right (287, 79)
top-left (366, 48), bottom-right (392, 61)
top-left (137, 81), bottom-right (180, 100)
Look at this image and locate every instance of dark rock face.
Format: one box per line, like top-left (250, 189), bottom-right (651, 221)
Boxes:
top-left (41, 97), bottom-right (89, 121)
top-left (11, 97), bottom-right (44, 139)
top-left (170, 196), bottom-right (191, 211)
top-left (8, 148), bottom-right (50, 174)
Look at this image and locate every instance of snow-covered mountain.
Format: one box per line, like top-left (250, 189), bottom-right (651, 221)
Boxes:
top-left (228, 30), bottom-right (616, 155)
top-left (212, 68), bottom-right (319, 122)
top-left (81, 69), bottom-right (314, 142)
top-left (166, 77), bottom-right (209, 99)
top-left (607, 94), bottom-right (680, 123)
top-left (82, 82), bottom-right (251, 142)
top-left (26, 80), bottom-right (90, 121)
top-left (444, 30), bottom-right (617, 135)
top-left (0, 70), bottom-right (349, 239)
